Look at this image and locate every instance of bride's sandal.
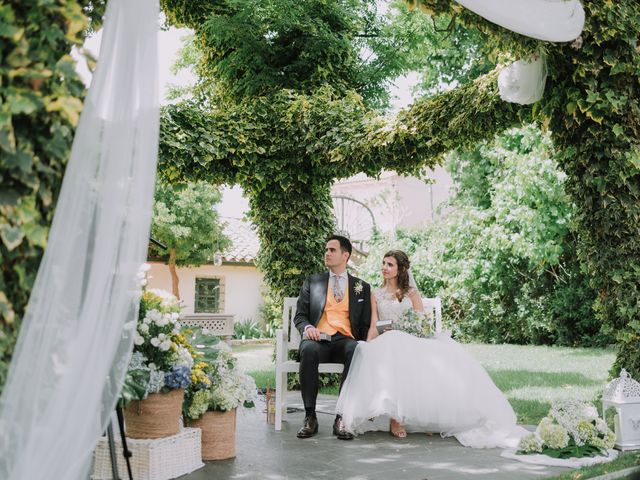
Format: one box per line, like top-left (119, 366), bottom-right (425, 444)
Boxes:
top-left (390, 418), bottom-right (407, 438)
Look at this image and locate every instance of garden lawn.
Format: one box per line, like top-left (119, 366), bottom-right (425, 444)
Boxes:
top-left (233, 342), bottom-right (617, 426)
top-left (547, 451), bottom-right (640, 480)
top-left (464, 343), bottom-right (616, 425)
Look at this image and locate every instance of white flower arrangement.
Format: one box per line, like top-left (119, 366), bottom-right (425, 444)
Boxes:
top-left (120, 286), bottom-right (196, 405)
top-left (518, 400), bottom-right (615, 459)
top-left (354, 281), bottom-right (364, 295)
top-left (183, 340), bottom-right (258, 420)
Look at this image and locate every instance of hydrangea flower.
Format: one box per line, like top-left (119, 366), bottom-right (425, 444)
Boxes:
top-left (518, 433), bottom-right (543, 453)
top-left (187, 389), bottom-right (211, 419)
top-left (164, 365), bottom-right (192, 389)
top-left (537, 417), bottom-right (569, 449)
top-left (520, 401), bottom-right (617, 459)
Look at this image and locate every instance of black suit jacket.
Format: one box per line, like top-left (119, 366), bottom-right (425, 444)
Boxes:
top-left (293, 272), bottom-right (371, 341)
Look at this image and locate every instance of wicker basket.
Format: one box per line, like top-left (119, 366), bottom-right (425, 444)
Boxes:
top-left (189, 408), bottom-right (237, 460)
top-left (92, 428), bottom-right (203, 480)
top-left (124, 389), bottom-right (184, 439)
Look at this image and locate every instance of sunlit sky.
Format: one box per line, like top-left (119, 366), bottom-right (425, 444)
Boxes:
top-left (76, 24), bottom-right (420, 219)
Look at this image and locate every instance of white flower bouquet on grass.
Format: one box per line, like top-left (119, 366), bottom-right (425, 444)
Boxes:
top-left (518, 400), bottom-right (615, 459)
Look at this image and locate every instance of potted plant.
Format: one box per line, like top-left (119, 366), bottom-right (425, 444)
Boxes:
top-left (120, 286), bottom-right (194, 439)
top-left (183, 339), bottom-right (257, 460)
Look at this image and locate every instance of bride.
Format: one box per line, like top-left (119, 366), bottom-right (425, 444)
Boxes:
top-left (335, 250), bottom-right (528, 448)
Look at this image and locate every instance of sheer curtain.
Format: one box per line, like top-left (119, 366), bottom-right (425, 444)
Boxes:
top-left (0, 0), bottom-right (159, 478)
top-left (455, 0), bottom-right (584, 42)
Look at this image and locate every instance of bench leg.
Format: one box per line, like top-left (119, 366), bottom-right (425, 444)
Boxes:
top-left (275, 367), bottom-right (284, 431)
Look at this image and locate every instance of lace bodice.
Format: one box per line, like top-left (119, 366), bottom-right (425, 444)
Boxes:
top-left (374, 287), bottom-right (416, 323)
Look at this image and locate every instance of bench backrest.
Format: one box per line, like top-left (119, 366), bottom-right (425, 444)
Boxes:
top-left (282, 296), bottom-right (443, 352)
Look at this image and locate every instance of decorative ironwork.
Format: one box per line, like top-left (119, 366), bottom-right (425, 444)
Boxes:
top-left (331, 195), bottom-right (376, 255)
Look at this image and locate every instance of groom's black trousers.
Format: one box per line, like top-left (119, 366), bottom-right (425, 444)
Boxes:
top-left (299, 332), bottom-right (358, 414)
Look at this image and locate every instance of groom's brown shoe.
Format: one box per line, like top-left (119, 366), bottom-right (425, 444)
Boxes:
top-left (297, 415), bottom-right (318, 438)
top-left (333, 416), bottom-right (354, 440)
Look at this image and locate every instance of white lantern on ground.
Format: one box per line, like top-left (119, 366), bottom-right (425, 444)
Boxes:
top-left (602, 369), bottom-right (640, 451)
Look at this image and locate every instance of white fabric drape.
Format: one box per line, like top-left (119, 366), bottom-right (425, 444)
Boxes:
top-left (498, 55), bottom-right (548, 105)
top-left (0, 0), bottom-right (159, 478)
top-left (455, 0), bottom-right (585, 42)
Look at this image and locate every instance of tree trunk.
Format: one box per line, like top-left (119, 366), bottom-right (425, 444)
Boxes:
top-left (168, 248), bottom-right (180, 300)
top-left (248, 181), bottom-right (333, 298)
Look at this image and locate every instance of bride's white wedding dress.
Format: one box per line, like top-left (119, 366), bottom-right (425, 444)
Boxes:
top-left (335, 288), bottom-right (528, 448)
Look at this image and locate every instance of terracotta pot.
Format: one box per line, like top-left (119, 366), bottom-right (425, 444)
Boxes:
top-left (124, 388), bottom-right (184, 439)
top-left (189, 409), bottom-right (236, 460)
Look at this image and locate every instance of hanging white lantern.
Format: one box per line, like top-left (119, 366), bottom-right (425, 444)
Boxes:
top-left (498, 54), bottom-right (547, 105)
top-left (602, 369), bottom-right (640, 451)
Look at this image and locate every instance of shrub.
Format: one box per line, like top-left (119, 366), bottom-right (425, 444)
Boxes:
top-left (233, 318), bottom-right (262, 340)
top-left (358, 127), bottom-right (605, 347)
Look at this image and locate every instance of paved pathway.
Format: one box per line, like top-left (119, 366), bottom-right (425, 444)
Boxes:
top-left (184, 393), bottom-right (569, 480)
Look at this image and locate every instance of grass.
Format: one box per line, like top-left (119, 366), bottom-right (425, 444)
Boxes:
top-left (464, 343), bottom-right (616, 425)
top-left (547, 451), bottom-right (640, 480)
top-left (235, 342), bottom-right (617, 426)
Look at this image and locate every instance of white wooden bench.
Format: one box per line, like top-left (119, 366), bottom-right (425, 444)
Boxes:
top-left (274, 296), bottom-right (442, 431)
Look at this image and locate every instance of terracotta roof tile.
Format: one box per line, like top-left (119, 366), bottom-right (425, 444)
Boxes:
top-left (220, 217), bottom-right (259, 263)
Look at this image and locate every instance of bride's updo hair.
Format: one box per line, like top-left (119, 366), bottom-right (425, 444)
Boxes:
top-left (382, 250), bottom-right (412, 302)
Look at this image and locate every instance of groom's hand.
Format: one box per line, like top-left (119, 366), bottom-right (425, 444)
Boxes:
top-left (304, 326), bottom-right (322, 341)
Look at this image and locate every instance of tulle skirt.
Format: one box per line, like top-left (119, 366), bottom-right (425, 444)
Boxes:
top-left (335, 331), bottom-right (528, 448)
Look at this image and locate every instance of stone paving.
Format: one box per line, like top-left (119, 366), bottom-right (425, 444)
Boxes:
top-left (183, 393), bottom-right (569, 480)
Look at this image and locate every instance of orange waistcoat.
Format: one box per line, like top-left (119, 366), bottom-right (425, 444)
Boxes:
top-left (316, 281), bottom-right (353, 338)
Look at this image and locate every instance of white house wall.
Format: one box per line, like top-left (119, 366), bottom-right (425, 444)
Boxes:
top-left (146, 262), bottom-right (265, 323)
top-left (331, 167), bottom-right (453, 232)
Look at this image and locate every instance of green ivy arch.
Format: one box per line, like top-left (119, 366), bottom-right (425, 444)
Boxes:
top-left (159, 0), bottom-right (640, 377)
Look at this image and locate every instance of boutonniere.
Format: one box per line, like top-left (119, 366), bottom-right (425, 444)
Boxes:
top-left (354, 281), bottom-right (363, 295)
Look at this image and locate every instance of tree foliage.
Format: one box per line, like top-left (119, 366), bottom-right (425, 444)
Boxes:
top-left (410, 0), bottom-right (640, 376)
top-left (162, 0), bottom-right (422, 110)
top-left (359, 126), bottom-right (602, 347)
top-left (150, 181), bottom-right (229, 298)
top-left (158, 73), bottom-right (526, 296)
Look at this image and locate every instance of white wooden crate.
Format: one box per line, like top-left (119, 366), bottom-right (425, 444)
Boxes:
top-left (92, 428), bottom-right (204, 480)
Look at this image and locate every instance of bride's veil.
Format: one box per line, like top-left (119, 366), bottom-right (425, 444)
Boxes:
top-left (0, 0), bottom-right (160, 478)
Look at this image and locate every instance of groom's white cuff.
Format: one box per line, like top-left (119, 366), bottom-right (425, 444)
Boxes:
top-left (304, 325), bottom-right (313, 332)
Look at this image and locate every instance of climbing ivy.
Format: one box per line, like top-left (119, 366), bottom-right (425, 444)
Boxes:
top-left (158, 76), bottom-right (528, 296)
top-left (409, 0), bottom-right (640, 377)
top-left (0, 1), bottom-right (104, 391)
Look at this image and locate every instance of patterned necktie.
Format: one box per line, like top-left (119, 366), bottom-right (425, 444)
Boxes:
top-left (333, 275), bottom-right (344, 302)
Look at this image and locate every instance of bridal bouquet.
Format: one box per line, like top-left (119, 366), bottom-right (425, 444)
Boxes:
top-left (120, 286), bottom-right (195, 404)
top-left (183, 339), bottom-right (257, 420)
top-left (517, 400), bottom-right (615, 458)
top-left (393, 309), bottom-right (435, 338)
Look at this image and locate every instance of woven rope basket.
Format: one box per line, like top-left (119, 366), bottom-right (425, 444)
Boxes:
top-left (124, 389), bottom-right (184, 439)
top-left (189, 409), bottom-right (236, 460)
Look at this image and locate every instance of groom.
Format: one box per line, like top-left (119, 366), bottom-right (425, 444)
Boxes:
top-left (293, 234), bottom-right (371, 440)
